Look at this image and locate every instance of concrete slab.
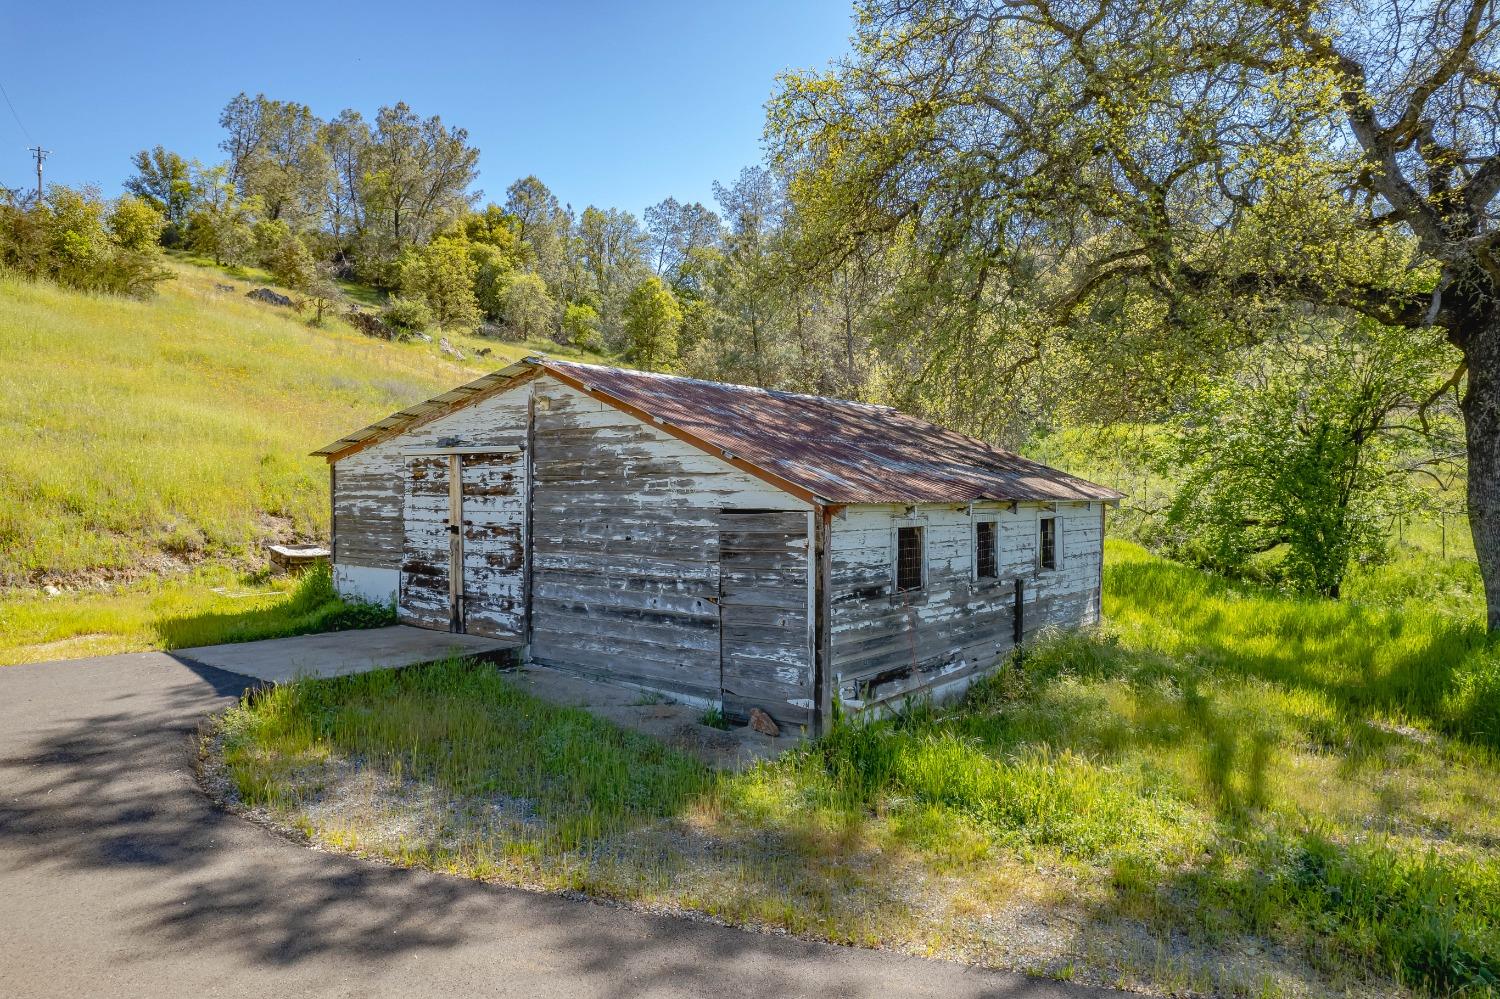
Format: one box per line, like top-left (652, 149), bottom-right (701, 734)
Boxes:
top-left (173, 625), bottom-right (519, 684)
top-left (173, 626), bottom-right (781, 769)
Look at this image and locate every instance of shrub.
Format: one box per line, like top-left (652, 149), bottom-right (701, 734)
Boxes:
top-left (381, 294), bottom-right (433, 336)
top-left (397, 237), bottom-right (482, 333)
top-left (106, 195), bottom-right (166, 253)
top-left (267, 234), bottom-right (316, 291)
top-left (0, 186), bottom-right (170, 298)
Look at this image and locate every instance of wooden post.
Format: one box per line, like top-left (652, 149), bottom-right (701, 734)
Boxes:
top-left (328, 462), bottom-right (337, 567)
top-left (815, 505), bottom-right (834, 735)
top-left (523, 383), bottom-right (537, 660)
top-left (448, 453), bottom-right (463, 633)
top-left (1013, 577), bottom-right (1025, 646)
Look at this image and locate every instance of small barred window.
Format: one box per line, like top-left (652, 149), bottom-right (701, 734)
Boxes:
top-left (896, 526), bottom-right (924, 592)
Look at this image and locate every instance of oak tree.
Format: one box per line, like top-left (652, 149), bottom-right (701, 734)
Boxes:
top-left (771, 0), bottom-right (1500, 626)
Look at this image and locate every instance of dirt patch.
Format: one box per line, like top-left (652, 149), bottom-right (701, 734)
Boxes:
top-left (506, 666), bottom-right (787, 771)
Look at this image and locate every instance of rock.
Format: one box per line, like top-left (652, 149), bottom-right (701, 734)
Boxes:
top-left (475, 346), bottom-right (493, 358)
top-left (748, 707), bottom-right (780, 737)
top-left (214, 283), bottom-right (236, 293)
top-left (346, 309), bottom-right (397, 340)
top-left (44, 584), bottom-right (61, 596)
top-left (412, 332), bottom-right (433, 343)
top-left (439, 337), bottom-right (466, 360)
top-left (246, 287), bottom-right (293, 307)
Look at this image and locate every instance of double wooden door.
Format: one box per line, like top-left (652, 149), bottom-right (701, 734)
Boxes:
top-left (398, 450), bottom-right (525, 639)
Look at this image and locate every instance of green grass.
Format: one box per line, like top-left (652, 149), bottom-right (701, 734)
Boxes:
top-left (0, 261), bottom-right (611, 662)
top-left (216, 541), bottom-right (1500, 996)
top-left (0, 261), bottom-right (610, 586)
top-left (219, 656), bottom-right (710, 855)
top-left (0, 562), bottom-right (393, 666)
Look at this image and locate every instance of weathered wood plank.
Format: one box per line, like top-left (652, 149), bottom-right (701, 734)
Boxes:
top-left (825, 501), bottom-right (1104, 708)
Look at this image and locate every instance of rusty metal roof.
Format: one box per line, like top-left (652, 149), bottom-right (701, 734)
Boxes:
top-left (317, 357), bottom-right (1123, 505)
top-left (541, 360), bottom-right (1122, 504)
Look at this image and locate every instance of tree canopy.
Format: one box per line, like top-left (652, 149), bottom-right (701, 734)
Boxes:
top-left (768, 0), bottom-right (1500, 624)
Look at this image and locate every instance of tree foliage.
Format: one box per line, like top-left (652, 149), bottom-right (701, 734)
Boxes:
top-left (562, 302), bottom-right (604, 351)
top-left (183, 165), bottom-right (258, 266)
top-left (1165, 320), bottom-right (1454, 595)
top-left (623, 276), bottom-right (683, 371)
top-left (124, 146), bottom-right (193, 238)
top-left (768, 0), bottom-right (1500, 625)
top-left (397, 236), bottom-right (482, 333)
top-left (0, 186), bottom-right (170, 297)
top-left (499, 270), bottom-right (555, 339)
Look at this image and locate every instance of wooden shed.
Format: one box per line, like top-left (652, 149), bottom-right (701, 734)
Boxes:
top-left (315, 358), bottom-right (1122, 732)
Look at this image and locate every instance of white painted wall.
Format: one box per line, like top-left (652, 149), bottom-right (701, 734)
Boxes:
top-left (333, 563), bottom-right (398, 606)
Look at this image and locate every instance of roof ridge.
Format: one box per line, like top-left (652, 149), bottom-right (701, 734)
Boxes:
top-left (537, 358), bottom-right (899, 414)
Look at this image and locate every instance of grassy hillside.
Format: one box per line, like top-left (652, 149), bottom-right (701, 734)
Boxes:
top-left (0, 262), bottom-right (606, 663)
top-left (0, 261), bottom-right (601, 585)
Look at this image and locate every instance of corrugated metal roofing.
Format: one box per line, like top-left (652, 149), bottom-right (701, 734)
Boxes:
top-left (316, 357), bottom-right (1123, 505)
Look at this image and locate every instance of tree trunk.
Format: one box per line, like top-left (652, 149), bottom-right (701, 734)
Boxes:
top-left (1463, 318), bottom-right (1500, 631)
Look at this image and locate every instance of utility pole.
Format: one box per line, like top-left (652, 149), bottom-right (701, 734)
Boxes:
top-left (28, 145), bottom-right (48, 201)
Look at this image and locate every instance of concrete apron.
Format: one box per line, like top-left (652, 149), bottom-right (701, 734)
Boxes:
top-left (174, 625), bottom-right (781, 769)
top-left (172, 625), bottom-right (520, 684)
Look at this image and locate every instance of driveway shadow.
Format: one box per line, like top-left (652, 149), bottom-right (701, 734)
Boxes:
top-left (0, 653), bottom-right (1113, 998)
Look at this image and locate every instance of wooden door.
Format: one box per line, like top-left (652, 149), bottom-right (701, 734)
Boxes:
top-left (457, 451), bottom-right (526, 639)
top-left (717, 511), bottom-right (814, 730)
top-left (399, 454), bottom-right (459, 631)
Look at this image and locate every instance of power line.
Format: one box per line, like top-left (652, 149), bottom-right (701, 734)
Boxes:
top-left (0, 79), bottom-right (33, 145)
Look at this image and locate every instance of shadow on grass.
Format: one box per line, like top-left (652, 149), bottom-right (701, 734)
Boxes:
top-left (1105, 554), bottom-right (1497, 748)
top-left (151, 563), bottom-right (393, 651)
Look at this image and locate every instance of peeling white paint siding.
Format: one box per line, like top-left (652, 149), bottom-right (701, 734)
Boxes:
top-left (528, 383), bottom-right (813, 724)
top-left (333, 384), bottom-right (532, 633)
top-left (331, 386), bottom-right (532, 572)
top-left (333, 375), bottom-right (814, 724)
top-left (827, 500), bottom-right (1102, 709)
top-left (333, 563), bottom-right (398, 605)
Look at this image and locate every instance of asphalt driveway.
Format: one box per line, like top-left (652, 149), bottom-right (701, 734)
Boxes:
top-left (0, 651), bottom-right (1123, 999)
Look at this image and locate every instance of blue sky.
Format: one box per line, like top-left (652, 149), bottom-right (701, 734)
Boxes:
top-left (0, 1), bottom-right (851, 217)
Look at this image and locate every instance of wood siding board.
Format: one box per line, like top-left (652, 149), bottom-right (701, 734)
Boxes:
top-left (524, 380), bottom-right (805, 705)
top-left (716, 510), bottom-right (813, 728)
top-left (827, 501), bottom-right (1102, 707)
top-left (539, 364), bottom-right (821, 507)
top-left (320, 366), bottom-right (543, 463)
